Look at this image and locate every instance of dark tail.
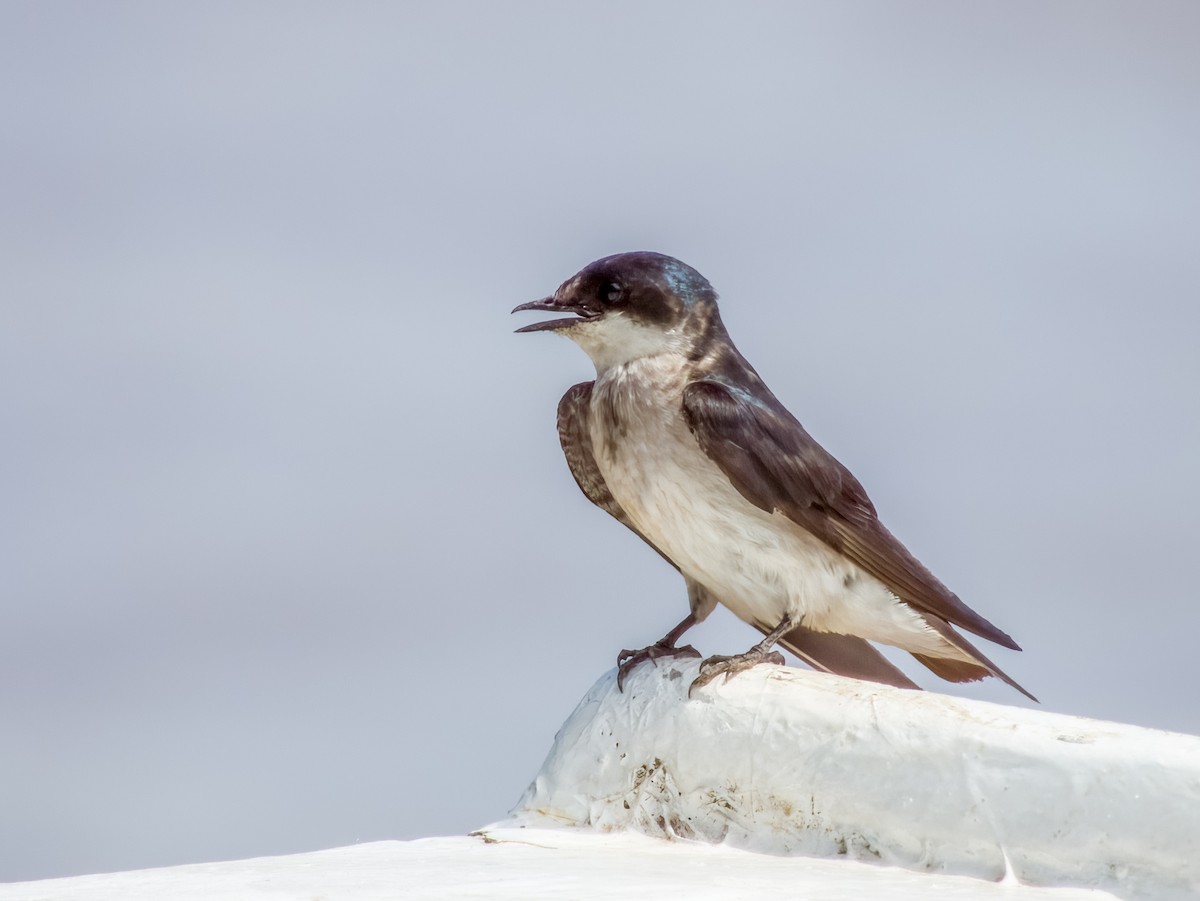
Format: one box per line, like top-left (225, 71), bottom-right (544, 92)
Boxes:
top-left (764, 623), bottom-right (922, 691)
top-left (915, 616), bottom-right (1038, 702)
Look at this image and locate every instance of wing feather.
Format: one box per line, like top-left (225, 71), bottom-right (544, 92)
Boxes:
top-left (681, 379), bottom-right (1021, 652)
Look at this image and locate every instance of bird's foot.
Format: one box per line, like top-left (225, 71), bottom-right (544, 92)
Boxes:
top-left (688, 647), bottom-right (786, 697)
top-left (617, 641), bottom-right (702, 692)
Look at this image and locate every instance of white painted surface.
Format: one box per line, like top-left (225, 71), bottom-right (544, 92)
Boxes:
top-left (5, 660), bottom-right (1195, 900)
top-left (509, 660), bottom-right (1200, 899)
top-left (0, 829), bottom-right (1117, 901)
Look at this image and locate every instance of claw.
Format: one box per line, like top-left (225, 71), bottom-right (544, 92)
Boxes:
top-left (688, 648), bottom-right (786, 697)
top-left (616, 642), bottom-right (702, 692)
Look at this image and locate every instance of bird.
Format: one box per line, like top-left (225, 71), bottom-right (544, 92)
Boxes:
top-left (513, 251), bottom-right (1033, 700)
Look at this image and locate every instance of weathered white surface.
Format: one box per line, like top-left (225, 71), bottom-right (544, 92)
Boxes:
top-left (507, 660), bottom-right (1200, 900)
top-left (4, 661), bottom-right (1194, 900)
top-left (0, 828), bottom-right (1117, 901)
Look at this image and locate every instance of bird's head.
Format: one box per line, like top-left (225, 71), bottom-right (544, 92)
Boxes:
top-left (513, 252), bottom-right (721, 373)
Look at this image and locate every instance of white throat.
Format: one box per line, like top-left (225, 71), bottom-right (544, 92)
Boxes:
top-left (563, 313), bottom-right (688, 375)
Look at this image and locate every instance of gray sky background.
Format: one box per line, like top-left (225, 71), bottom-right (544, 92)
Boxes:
top-left (2, 1), bottom-right (1198, 883)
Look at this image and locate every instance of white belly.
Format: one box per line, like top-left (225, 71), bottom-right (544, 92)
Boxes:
top-left (590, 356), bottom-right (948, 656)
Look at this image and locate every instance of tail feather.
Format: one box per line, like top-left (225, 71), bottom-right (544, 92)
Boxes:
top-left (918, 616), bottom-right (1038, 702)
top-left (754, 614), bottom-right (1036, 701)
top-left (910, 653), bottom-right (989, 683)
top-left (764, 623), bottom-right (922, 691)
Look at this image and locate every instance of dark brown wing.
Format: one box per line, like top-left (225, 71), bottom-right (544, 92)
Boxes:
top-left (557, 381), bottom-right (924, 690)
top-left (681, 379), bottom-right (1021, 651)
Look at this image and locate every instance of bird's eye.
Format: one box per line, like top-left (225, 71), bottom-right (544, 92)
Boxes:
top-left (602, 282), bottom-right (624, 304)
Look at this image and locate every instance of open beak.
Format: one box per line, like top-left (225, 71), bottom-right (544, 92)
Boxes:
top-left (511, 296), bottom-right (596, 334)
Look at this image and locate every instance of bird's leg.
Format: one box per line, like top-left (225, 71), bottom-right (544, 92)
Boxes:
top-left (616, 613), bottom-right (702, 691)
top-left (688, 614), bottom-right (794, 697)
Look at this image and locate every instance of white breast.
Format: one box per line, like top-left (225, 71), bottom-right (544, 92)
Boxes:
top-left (589, 355), bottom-right (951, 657)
